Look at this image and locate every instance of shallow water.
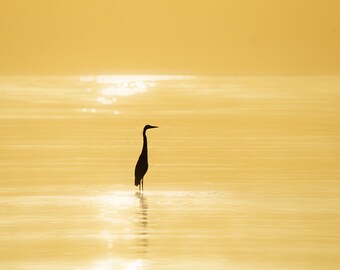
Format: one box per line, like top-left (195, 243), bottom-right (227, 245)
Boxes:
top-left (0, 76), bottom-right (340, 269)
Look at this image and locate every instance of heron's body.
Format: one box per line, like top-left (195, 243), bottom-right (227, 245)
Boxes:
top-left (134, 125), bottom-right (158, 190)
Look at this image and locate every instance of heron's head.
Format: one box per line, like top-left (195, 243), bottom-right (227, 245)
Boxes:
top-left (144, 125), bottom-right (159, 131)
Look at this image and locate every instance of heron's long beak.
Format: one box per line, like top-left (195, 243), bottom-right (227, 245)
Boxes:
top-left (150, 126), bottom-right (159, 129)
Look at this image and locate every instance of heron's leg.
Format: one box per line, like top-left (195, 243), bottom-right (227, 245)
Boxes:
top-left (141, 178), bottom-right (144, 191)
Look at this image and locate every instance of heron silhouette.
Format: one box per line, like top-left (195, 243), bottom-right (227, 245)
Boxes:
top-left (134, 125), bottom-right (158, 191)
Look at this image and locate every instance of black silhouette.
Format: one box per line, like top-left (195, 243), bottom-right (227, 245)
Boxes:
top-left (134, 125), bottom-right (158, 191)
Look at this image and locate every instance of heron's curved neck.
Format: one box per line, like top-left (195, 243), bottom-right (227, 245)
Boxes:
top-left (142, 130), bottom-right (148, 156)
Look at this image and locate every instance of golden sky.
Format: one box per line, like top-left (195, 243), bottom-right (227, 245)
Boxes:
top-left (1, 0), bottom-right (339, 75)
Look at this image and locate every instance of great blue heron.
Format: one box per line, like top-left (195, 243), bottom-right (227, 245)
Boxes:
top-left (134, 125), bottom-right (158, 191)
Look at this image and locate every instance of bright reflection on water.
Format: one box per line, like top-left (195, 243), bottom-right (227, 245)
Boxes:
top-left (81, 75), bottom-right (191, 98)
top-left (0, 76), bottom-right (340, 269)
top-left (91, 258), bottom-right (143, 270)
top-left (0, 186), bottom-right (236, 269)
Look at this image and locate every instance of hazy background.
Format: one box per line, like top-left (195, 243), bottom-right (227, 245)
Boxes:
top-left (1, 2), bottom-right (340, 269)
top-left (1, 0), bottom-right (340, 75)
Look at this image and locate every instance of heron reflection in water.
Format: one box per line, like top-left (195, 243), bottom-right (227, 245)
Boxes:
top-left (135, 192), bottom-right (148, 254)
top-left (134, 125), bottom-right (158, 191)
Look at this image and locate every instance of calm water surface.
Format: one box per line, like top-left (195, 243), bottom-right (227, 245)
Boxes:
top-left (0, 76), bottom-right (340, 269)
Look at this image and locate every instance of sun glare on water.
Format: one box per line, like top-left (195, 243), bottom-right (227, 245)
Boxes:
top-left (96, 192), bottom-right (137, 208)
top-left (78, 75), bottom-right (191, 115)
top-left (80, 75), bottom-right (190, 100)
top-left (91, 259), bottom-right (143, 270)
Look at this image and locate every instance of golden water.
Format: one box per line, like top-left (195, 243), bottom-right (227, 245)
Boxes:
top-left (0, 76), bottom-right (340, 269)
